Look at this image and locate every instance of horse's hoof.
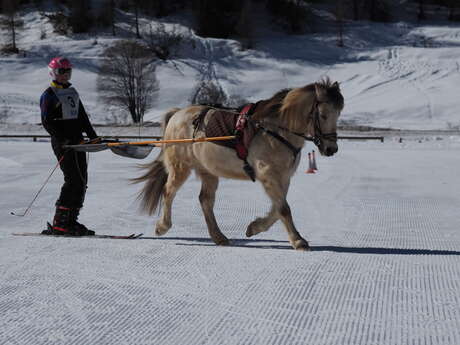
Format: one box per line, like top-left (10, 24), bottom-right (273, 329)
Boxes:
top-left (215, 238), bottom-right (230, 246)
top-left (155, 223), bottom-right (170, 236)
top-left (246, 224), bottom-right (255, 237)
top-left (293, 239), bottom-right (310, 251)
top-left (246, 219), bottom-right (264, 237)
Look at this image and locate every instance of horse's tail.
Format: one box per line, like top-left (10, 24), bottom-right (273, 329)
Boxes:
top-left (132, 108), bottom-right (180, 215)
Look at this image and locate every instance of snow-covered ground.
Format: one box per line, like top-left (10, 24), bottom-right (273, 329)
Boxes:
top-left (2, 136), bottom-right (460, 344)
top-left (3, 5), bottom-right (460, 345)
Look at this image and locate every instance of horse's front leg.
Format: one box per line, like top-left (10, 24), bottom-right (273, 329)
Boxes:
top-left (246, 178), bottom-right (290, 237)
top-left (259, 178), bottom-right (310, 251)
top-left (198, 172), bottom-right (229, 246)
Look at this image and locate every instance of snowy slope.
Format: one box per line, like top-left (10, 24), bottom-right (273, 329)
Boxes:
top-left (1, 8), bottom-right (460, 130)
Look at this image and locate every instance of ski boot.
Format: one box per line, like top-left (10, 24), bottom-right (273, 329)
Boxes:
top-left (42, 206), bottom-right (94, 236)
top-left (70, 208), bottom-right (95, 236)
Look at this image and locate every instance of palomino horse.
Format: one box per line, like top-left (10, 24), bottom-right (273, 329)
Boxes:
top-left (135, 79), bottom-right (344, 250)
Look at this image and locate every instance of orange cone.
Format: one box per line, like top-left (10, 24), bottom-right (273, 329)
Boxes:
top-left (305, 152), bottom-right (315, 174)
top-left (311, 150), bottom-right (318, 171)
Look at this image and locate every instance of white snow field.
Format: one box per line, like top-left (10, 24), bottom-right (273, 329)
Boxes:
top-left (2, 136), bottom-right (460, 345)
top-left (2, 4), bottom-right (460, 345)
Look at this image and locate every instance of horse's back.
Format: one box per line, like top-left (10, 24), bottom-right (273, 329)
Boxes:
top-left (162, 105), bottom-right (250, 179)
top-left (163, 105), bottom-right (204, 140)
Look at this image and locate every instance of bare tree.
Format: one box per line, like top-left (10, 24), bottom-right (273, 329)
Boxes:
top-left (98, 41), bottom-right (159, 124)
top-left (132, 0), bottom-right (141, 38)
top-left (265, 0), bottom-right (310, 34)
top-left (351, 0), bottom-right (361, 20)
top-left (446, 0), bottom-right (458, 21)
top-left (336, 0), bottom-right (344, 47)
top-left (0, 0), bottom-right (23, 54)
top-left (110, 0), bottom-right (116, 35)
top-left (96, 0), bottom-right (117, 35)
top-left (417, 0), bottom-right (426, 21)
top-left (69, 0), bottom-right (93, 33)
top-left (235, 0), bottom-right (254, 49)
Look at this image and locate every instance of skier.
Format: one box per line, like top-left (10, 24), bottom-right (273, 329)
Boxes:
top-left (40, 57), bottom-right (100, 236)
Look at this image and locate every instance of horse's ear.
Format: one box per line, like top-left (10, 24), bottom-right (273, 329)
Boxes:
top-left (315, 83), bottom-right (327, 100)
top-left (332, 81), bottom-right (340, 91)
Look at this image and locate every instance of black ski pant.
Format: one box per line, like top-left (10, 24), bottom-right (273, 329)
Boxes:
top-left (51, 138), bottom-right (87, 209)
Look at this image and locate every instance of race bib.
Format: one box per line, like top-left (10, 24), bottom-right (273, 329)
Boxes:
top-left (51, 87), bottom-right (80, 120)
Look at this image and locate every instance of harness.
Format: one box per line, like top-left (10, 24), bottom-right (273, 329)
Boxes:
top-left (193, 97), bottom-right (338, 182)
top-left (254, 100), bottom-right (338, 159)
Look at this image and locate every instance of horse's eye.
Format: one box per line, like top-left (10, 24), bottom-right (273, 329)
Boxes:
top-left (321, 114), bottom-right (328, 120)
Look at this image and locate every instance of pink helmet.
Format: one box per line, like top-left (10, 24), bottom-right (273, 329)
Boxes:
top-left (48, 57), bottom-right (73, 80)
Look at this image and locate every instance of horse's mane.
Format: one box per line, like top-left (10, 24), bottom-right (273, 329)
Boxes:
top-left (311, 77), bottom-right (344, 109)
top-left (293, 77), bottom-right (344, 110)
top-left (252, 78), bottom-right (343, 126)
top-left (251, 88), bottom-right (292, 121)
top-left (249, 78), bottom-right (344, 133)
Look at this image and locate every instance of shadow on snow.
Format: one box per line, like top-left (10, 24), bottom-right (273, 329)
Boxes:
top-left (139, 237), bottom-right (460, 255)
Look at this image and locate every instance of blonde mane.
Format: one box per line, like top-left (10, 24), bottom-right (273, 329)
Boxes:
top-left (251, 78), bottom-right (343, 132)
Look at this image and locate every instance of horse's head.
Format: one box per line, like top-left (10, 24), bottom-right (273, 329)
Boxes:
top-left (279, 79), bottom-right (344, 157)
top-left (310, 80), bottom-right (344, 157)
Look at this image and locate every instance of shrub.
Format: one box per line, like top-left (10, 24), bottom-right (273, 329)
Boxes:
top-left (143, 22), bottom-right (184, 60)
top-left (42, 12), bottom-right (69, 35)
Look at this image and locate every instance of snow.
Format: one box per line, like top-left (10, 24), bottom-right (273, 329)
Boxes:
top-left (2, 138), bottom-right (460, 344)
top-left (2, 9), bottom-right (460, 129)
top-left (2, 5), bottom-right (460, 345)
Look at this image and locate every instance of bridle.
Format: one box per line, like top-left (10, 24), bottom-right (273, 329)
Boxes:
top-left (254, 99), bottom-right (338, 159)
top-left (309, 101), bottom-right (338, 146)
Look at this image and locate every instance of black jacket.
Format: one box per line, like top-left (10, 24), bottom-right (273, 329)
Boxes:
top-left (40, 82), bottom-right (97, 143)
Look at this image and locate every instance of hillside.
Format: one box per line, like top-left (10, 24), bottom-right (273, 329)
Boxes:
top-left (1, 3), bottom-right (460, 130)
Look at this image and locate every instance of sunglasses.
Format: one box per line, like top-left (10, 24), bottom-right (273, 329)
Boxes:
top-left (57, 68), bottom-right (72, 75)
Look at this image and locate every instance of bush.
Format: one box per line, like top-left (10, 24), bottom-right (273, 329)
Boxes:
top-left (190, 80), bottom-right (228, 105)
top-left (42, 12), bottom-right (69, 35)
top-left (143, 23), bottom-right (184, 60)
top-left (0, 43), bottom-right (18, 54)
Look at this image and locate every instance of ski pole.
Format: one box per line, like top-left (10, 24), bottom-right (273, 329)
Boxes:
top-left (10, 155), bottom-right (65, 217)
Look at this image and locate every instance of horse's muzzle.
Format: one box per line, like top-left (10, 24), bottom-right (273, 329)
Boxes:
top-left (324, 146), bottom-right (338, 156)
top-left (319, 143), bottom-right (338, 156)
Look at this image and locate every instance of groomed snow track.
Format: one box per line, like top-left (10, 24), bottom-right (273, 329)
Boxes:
top-left (2, 138), bottom-right (460, 345)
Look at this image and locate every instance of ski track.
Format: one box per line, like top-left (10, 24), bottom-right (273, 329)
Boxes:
top-left (2, 140), bottom-right (460, 344)
top-left (378, 46), bottom-right (435, 120)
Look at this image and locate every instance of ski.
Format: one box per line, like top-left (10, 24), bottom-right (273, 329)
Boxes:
top-left (12, 232), bottom-right (143, 239)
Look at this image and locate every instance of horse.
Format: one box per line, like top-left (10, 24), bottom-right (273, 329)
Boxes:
top-left (134, 78), bottom-right (344, 250)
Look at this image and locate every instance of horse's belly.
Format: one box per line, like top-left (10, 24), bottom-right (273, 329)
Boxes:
top-left (193, 143), bottom-right (250, 180)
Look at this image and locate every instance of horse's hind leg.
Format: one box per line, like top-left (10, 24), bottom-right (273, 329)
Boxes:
top-left (155, 165), bottom-right (191, 236)
top-left (259, 178), bottom-right (309, 251)
top-left (197, 171), bottom-right (229, 246)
